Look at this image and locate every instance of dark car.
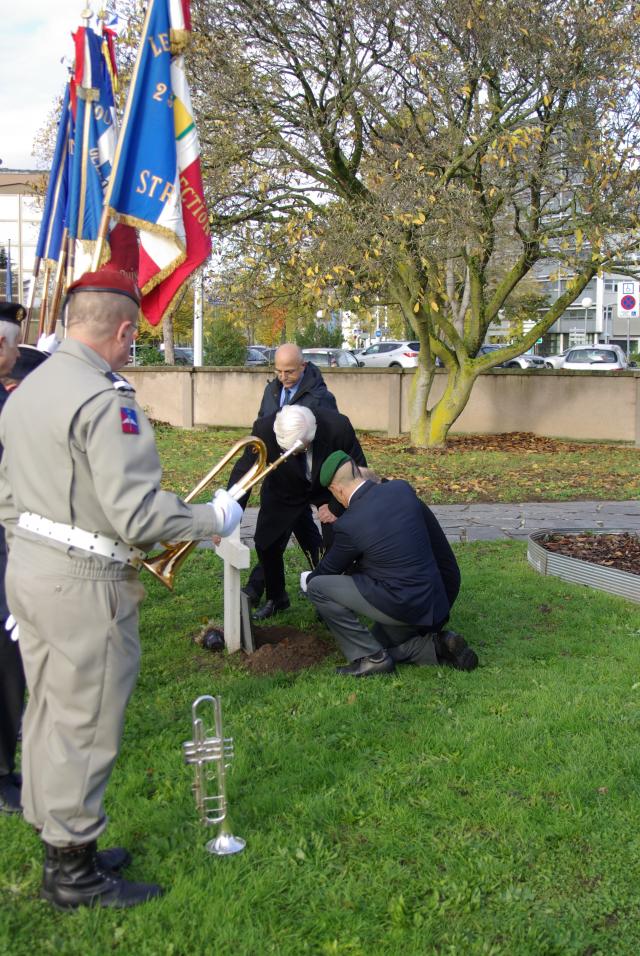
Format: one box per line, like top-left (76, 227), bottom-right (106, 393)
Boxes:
top-left (301, 348), bottom-right (361, 368)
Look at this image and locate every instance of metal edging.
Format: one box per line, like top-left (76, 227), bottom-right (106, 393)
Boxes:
top-left (527, 529), bottom-right (640, 604)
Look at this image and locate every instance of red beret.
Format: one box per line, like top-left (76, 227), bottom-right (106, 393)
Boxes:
top-left (66, 268), bottom-right (141, 307)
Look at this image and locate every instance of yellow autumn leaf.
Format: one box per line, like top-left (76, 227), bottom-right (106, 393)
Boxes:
top-left (413, 302), bottom-right (420, 313)
top-left (430, 300), bottom-right (439, 312)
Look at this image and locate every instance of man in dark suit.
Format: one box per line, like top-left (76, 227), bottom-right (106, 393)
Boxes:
top-left (243, 344), bottom-right (339, 608)
top-left (228, 405), bottom-right (366, 620)
top-left (0, 303), bottom-right (24, 813)
top-left (256, 343), bottom-right (337, 418)
top-left (303, 452), bottom-right (478, 677)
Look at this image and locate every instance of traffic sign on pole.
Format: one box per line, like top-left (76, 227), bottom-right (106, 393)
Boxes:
top-left (618, 282), bottom-right (639, 318)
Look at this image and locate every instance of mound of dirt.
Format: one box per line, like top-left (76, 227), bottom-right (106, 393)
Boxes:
top-left (243, 625), bottom-right (335, 675)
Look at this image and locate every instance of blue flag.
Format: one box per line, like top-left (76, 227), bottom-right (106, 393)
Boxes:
top-left (107, 0), bottom-right (179, 232)
top-left (35, 85), bottom-right (73, 264)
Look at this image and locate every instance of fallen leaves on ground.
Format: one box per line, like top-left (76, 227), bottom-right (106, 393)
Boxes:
top-left (540, 533), bottom-right (640, 576)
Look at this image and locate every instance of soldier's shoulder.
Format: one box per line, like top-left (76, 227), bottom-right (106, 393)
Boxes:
top-left (104, 371), bottom-right (136, 394)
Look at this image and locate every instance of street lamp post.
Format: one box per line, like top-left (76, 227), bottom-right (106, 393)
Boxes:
top-left (581, 296), bottom-right (592, 345)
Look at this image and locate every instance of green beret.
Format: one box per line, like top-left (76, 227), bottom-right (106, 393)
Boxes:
top-left (319, 450), bottom-right (352, 487)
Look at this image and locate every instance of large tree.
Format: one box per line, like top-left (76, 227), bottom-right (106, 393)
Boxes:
top-left (191, 0), bottom-right (640, 445)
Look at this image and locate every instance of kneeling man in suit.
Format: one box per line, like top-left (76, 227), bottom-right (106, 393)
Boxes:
top-left (302, 452), bottom-right (479, 677)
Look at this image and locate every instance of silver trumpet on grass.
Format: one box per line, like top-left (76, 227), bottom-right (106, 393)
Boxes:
top-left (183, 695), bottom-right (246, 856)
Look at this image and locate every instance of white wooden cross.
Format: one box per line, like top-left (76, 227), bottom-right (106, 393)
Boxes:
top-left (214, 524), bottom-right (251, 653)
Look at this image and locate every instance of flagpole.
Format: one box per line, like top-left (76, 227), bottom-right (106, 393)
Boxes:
top-left (36, 264), bottom-right (52, 343)
top-left (92, 0), bottom-right (157, 270)
top-left (25, 256), bottom-right (41, 322)
top-left (48, 236), bottom-right (69, 336)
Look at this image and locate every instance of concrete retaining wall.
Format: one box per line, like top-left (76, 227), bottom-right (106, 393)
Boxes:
top-left (123, 366), bottom-right (640, 445)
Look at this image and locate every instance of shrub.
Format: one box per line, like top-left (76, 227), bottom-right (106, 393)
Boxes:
top-left (204, 319), bottom-right (247, 365)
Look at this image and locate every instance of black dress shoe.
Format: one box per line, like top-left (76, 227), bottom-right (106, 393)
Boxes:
top-left (336, 651), bottom-right (395, 677)
top-left (252, 596), bottom-right (291, 621)
top-left (435, 630), bottom-right (479, 671)
top-left (0, 774), bottom-right (22, 814)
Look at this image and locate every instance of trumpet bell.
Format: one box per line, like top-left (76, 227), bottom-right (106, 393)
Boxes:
top-left (205, 832), bottom-right (246, 856)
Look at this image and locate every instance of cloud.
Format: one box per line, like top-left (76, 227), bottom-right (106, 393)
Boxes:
top-left (0, 2), bottom-right (99, 169)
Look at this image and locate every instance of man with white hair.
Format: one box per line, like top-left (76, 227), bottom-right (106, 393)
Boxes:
top-left (0, 269), bottom-right (243, 910)
top-left (0, 303), bottom-right (23, 815)
top-left (228, 403), bottom-right (366, 619)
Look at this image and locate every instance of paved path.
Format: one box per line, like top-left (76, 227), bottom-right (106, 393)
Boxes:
top-left (237, 500), bottom-right (639, 546)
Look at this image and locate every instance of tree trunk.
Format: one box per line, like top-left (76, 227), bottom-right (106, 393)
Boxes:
top-left (409, 362), bottom-right (477, 448)
top-left (162, 314), bottom-right (175, 364)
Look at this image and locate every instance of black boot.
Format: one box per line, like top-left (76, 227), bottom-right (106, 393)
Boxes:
top-left (41, 840), bottom-right (163, 910)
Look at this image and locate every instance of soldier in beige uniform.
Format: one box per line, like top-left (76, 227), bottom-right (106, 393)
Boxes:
top-left (0, 268), bottom-right (242, 911)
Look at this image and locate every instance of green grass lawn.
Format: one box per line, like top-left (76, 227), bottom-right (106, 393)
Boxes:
top-left (2, 542), bottom-right (640, 955)
top-left (154, 426), bottom-right (640, 504)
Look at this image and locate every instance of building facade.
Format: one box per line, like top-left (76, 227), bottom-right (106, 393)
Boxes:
top-left (0, 168), bottom-right (45, 304)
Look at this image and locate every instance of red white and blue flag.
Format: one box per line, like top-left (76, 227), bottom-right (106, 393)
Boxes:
top-left (104, 0), bottom-right (211, 325)
top-left (120, 407), bottom-right (140, 434)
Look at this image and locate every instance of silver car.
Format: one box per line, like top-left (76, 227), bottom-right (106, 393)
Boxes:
top-left (477, 345), bottom-right (545, 369)
top-left (560, 344), bottom-right (631, 371)
top-left (357, 340), bottom-right (420, 368)
top-left (301, 348), bottom-right (360, 368)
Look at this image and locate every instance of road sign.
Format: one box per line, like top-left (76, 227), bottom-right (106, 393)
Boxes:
top-left (618, 282), bottom-right (639, 318)
top-left (375, 329), bottom-right (382, 337)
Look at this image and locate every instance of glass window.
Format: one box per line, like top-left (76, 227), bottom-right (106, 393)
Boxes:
top-left (408, 342), bottom-right (420, 351)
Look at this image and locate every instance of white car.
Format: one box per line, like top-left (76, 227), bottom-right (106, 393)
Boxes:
top-left (560, 344), bottom-right (632, 371)
top-left (543, 349), bottom-right (571, 369)
top-left (357, 340), bottom-right (420, 368)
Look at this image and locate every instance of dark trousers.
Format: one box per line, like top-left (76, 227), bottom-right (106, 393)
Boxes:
top-left (249, 506), bottom-right (324, 599)
top-left (306, 574), bottom-right (441, 664)
top-left (257, 517), bottom-right (333, 602)
top-left (0, 629), bottom-right (26, 777)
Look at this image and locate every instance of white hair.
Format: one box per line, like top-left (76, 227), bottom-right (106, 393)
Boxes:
top-left (273, 404), bottom-right (317, 450)
top-left (0, 321), bottom-right (21, 346)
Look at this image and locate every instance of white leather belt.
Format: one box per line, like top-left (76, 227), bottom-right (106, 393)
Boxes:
top-left (18, 512), bottom-right (145, 567)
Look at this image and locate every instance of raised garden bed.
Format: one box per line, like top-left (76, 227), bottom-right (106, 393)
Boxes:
top-left (527, 530), bottom-right (640, 604)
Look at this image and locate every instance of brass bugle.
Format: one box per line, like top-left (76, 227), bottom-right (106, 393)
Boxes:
top-left (142, 436), bottom-right (305, 590)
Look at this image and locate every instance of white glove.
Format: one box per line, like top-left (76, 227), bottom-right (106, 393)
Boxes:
top-left (300, 571), bottom-right (311, 593)
top-left (5, 614), bottom-right (19, 642)
top-left (37, 332), bottom-right (61, 354)
top-left (211, 488), bottom-right (243, 537)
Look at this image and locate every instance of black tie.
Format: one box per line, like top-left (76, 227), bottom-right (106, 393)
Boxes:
top-left (284, 388), bottom-right (292, 404)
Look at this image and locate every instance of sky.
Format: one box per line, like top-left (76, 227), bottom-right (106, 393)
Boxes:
top-left (0, 2), bottom-right (112, 170)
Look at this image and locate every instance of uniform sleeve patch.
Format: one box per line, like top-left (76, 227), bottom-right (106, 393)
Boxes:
top-left (120, 407), bottom-right (140, 434)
